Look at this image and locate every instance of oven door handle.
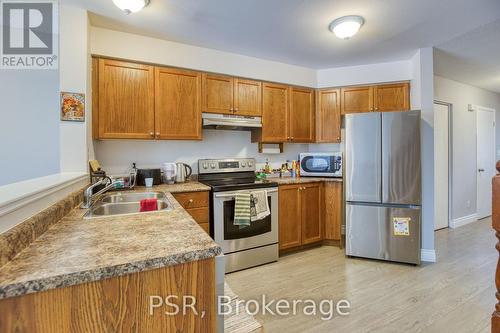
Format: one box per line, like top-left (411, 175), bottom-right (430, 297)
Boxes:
top-left (214, 188), bottom-right (278, 198)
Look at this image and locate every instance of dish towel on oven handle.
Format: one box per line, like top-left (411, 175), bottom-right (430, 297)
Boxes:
top-left (250, 190), bottom-right (270, 222)
top-left (234, 192), bottom-right (251, 227)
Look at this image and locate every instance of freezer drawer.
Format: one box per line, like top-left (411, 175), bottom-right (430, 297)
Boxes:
top-left (346, 203), bottom-right (421, 264)
top-left (345, 113), bottom-right (382, 203)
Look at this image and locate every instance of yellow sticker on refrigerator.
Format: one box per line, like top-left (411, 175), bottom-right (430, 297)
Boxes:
top-left (393, 217), bottom-right (411, 236)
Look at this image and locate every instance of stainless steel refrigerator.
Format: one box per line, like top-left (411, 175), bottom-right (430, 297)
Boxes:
top-left (345, 110), bottom-right (421, 264)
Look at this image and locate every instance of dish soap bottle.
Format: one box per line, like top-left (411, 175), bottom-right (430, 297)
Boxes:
top-left (264, 159), bottom-right (271, 174)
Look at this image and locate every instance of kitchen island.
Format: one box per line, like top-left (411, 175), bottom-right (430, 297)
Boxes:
top-left (0, 182), bottom-right (221, 332)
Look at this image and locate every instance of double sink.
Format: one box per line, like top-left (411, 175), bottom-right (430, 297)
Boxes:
top-left (84, 191), bottom-right (172, 219)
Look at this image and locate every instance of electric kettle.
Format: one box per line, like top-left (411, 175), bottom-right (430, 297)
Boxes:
top-left (175, 163), bottom-right (192, 183)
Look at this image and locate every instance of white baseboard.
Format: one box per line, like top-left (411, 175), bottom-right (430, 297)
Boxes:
top-left (421, 249), bottom-right (436, 262)
top-left (450, 213), bottom-right (478, 229)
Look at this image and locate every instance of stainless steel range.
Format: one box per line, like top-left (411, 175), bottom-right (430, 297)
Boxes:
top-left (198, 158), bottom-right (279, 273)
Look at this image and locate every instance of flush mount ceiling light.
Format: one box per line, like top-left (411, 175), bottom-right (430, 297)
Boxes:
top-left (329, 15), bottom-right (365, 39)
top-left (112, 0), bottom-right (150, 14)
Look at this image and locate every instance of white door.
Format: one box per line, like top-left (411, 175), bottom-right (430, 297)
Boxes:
top-left (477, 107), bottom-right (496, 220)
top-left (434, 103), bottom-right (450, 230)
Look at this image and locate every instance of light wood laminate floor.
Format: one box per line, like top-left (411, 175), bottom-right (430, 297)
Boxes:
top-left (226, 218), bottom-right (495, 333)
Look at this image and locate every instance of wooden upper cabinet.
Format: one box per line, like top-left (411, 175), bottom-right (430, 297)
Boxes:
top-left (374, 82), bottom-right (410, 112)
top-left (289, 87), bottom-right (315, 143)
top-left (316, 88), bottom-right (341, 143)
top-left (155, 67), bottom-right (202, 140)
top-left (301, 183), bottom-right (322, 245)
top-left (279, 185), bottom-right (302, 250)
top-left (98, 59), bottom-right (155, 139)
top-left (341, 86), bottom-right (373, 114)
top-left (261, 83), bottom-right (289, 142)
top-left (233, 78), bottom-right (262, 116)
top-left (202, 73), bottom-right (234, 114)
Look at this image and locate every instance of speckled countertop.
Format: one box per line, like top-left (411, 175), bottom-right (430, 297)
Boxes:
top-left (150, 181), bottom-right (211, 193)
top-left (272, 176), bottom-right (343, 185)
top-left (0, 182), bottom-right (220, 300)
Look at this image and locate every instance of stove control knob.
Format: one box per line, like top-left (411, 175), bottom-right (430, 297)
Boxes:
top-left (241, 162), bottom-right (246, 167)
top-left (202, 163), bottom-right (208, 169)
top-left (248, 161), bottom-right (253, 167)
top-left (210, 163), bottom-right (216, 169)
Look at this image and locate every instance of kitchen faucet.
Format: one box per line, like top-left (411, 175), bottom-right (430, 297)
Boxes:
top-left (81, 177), bottom-right (117, 209)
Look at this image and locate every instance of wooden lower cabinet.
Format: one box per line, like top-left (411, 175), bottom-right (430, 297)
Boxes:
top-left (278, 185), bottom-right (302, 250)
top-left (324, 182), bottom-right (342, 241)
top-left (301, 184), bottom-right (322, 244)
top-left (278, 183), bottom-right (322, 250)
top-left (173, 191), bottom-right (210, 234)
top-left (279, 182), bottom-right (343, 251)
top-left (0, 259), bottom-right (216, 332)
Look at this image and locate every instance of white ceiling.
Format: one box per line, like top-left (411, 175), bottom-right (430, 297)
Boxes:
top-left (67, 0), bottom-right (500, 91)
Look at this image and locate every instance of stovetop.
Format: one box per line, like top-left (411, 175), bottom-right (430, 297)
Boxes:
top-left (198, 172), bottom-right (277, 192)
top-left (197, 158), bottom-right (277, 192)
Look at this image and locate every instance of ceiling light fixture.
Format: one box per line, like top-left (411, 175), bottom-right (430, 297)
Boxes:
top-left (112, 0), bottom-right (150, 14)
top-left (329, 15), bottom-right (365, 39)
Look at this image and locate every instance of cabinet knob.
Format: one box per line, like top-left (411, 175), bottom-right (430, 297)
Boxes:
top-left (156, 132), bottom-right (160, 137)
top-left (375, 108), bottom-right (379, 111)
top-left (291, 137), bottom-right (294, 141)
top-left (150, 132), bottom-right (154, 137)
top-left (234, 108), bottom-right (239, 112)
top-left (189, 199), bottom-right (194, 203)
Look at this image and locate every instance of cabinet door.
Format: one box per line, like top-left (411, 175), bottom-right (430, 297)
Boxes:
top-left (279, 185), bottom-right (302, 250)
top-left (98, 59), bottom-right (154, 139)
top-left (301, 183), bottom-right (323, 245)
top-left (261, 83), bottom-right (289, 142)
top-left (324, 182), bottom-right (342, 241)
top-left (374, 83), bottom-right (410, 112)
top-left (155, 67), bottom-right (202, 140)
top-left (316, 88), bottom-right (341, 143)
top-left (233, 78), bottom-right (262, 116)
top-left (202, 73), bottom-right (233, 114)
top-left (341, 86), bottom-right (373, 114)
top-left (289, 87), bottom-right (315, 143)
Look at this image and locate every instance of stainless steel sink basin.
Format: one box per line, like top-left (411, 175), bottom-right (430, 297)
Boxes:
top-left (84, 192), bottom-right (172, 219)
top-left (99, 191), bottom-right (166, 203)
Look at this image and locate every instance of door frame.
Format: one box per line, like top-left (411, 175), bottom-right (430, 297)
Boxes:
top-left (474, 104), bottom-right (496, 219)
top-left (434, 100), bottom-right (453, 230)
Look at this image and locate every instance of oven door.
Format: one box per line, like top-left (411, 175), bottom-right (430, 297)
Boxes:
top-left (213, 188), bottom-right (278, 254)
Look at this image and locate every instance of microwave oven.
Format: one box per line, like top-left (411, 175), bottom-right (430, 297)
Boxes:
top-left (299, 152), bottom-right (342, 177)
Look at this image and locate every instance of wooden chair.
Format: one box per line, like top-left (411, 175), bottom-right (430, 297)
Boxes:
top-left (492, 162), bottom-right (500, 332)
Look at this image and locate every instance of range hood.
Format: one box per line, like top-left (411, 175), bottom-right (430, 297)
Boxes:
top-left (202, 113), bottom-right (262, 131)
